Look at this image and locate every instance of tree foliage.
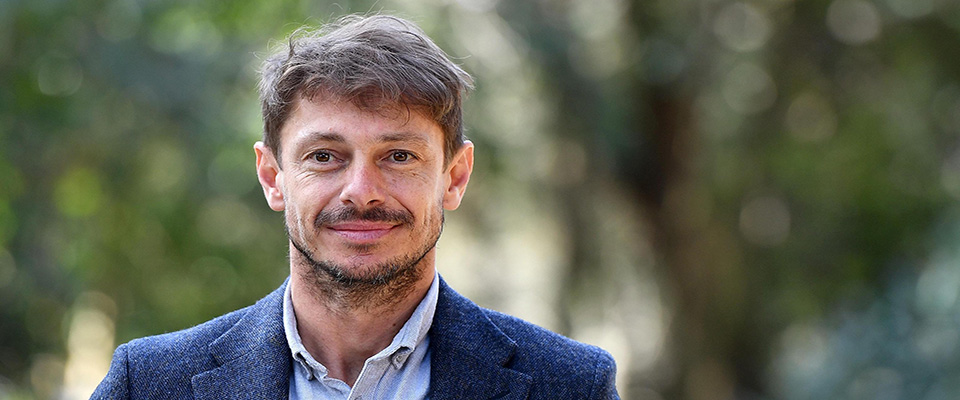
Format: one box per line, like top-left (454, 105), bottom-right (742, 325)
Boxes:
top-left (2, 0), bottom-right (960, 398)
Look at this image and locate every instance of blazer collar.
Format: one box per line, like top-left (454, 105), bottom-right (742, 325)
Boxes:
top-left (428, 278), bottom-right (532, 400)
top-left (191, 280), bottom-right (292, 399)
top-left (188, 276), bottom-right (533, 399)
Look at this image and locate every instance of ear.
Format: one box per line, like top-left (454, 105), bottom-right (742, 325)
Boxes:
top-left (255, 141), bottom-right (286, 211)
top-left (442, 141), bottom-right (474, 210)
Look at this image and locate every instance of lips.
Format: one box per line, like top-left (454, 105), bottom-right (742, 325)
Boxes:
top-left (327, 222), bottom-right (398, 243)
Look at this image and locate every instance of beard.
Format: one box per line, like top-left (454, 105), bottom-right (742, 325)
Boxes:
top-left (286, 203), bottom-right (443, 311)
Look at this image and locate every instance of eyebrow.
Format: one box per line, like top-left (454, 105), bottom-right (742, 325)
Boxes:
top-left (289, 131), bottom-right (344, 156)
top-left (298, 131), bottom-right (346, 145)
top-left (377, 132), bottom-right (431, 146)
top-left (293, 130), bottom-right (431, 151)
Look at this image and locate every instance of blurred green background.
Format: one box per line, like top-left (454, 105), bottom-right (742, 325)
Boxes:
top-left (3, 0), bottom-right (960, 398)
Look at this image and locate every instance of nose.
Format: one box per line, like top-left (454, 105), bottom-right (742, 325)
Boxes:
top-left (338, 159), bottom-right (385, 208)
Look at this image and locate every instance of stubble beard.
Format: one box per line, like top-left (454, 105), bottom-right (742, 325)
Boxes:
top-left (286, 204), bottom-right (443, 312)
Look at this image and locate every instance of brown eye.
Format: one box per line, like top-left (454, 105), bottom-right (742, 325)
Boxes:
top-left (391, 151), bottom-right (410, 162)
top-left (312, 152), bottom-right (331, 162)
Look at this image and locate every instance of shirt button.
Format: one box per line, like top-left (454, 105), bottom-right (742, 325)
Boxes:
top-left (393, 353), bottom-right (407, 366)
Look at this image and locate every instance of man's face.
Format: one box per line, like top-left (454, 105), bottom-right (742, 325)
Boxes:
top-left (254, 98), bottom-right (473, 285)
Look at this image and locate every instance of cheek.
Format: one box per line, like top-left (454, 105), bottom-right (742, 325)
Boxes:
top-left (420, 192), bottom-right (447, 229)
top-left (391, 175), bottom-right (445, 212)
top-left (287, 178), bottom-right (336, 212)
top-left (282, 192), bottom-right (317, 231)
top-left (283, 205), bottom-right (304, 236)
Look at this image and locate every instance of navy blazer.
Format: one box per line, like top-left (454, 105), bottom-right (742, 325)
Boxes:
top-left (92, 277), bottom-right (619, 399)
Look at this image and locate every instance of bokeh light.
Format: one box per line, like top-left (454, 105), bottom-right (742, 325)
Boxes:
top-left (4, 0), bottom-right (960, 398)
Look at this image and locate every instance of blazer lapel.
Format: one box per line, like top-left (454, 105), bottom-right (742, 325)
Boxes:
top-left (429, 278), bottom-right (532, 400)
top-left (188, 277), bottom-right (532, 399)
top-left (192, 282), bottom-right (292, 400)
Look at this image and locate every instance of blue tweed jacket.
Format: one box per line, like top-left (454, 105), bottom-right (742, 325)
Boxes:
top-left (91, 277), bottom-right (618, 399)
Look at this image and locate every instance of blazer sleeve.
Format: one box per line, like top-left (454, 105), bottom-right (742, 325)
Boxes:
top-left (90, 343), bottom-right (131, 400)
top-left (591, 350), bottom-right (620, 400)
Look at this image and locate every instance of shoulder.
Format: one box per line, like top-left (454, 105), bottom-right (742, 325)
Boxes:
top-left (122, 306), bottom-right (251, 381)
top-left (115, 280), bottom-right (288, 372)
top-left (93, 279), bottom-right (290, 399)
top-left (481, 308), bottom-right (618, 398)
top-left (124, 305), bottom-right (250, 367)
top-left (483, 308), bottom-right (616, 368)
top-left (433, 278), bottom-right (618, 399)
top-left (91, 305), bottom-right (253, 399)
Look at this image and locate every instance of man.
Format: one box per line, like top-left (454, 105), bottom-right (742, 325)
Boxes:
top-left (93, 14), bottom-right (618, 399)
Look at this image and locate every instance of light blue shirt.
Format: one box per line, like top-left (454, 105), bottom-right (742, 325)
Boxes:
top-left (283, 273), bottom-right (439, 400)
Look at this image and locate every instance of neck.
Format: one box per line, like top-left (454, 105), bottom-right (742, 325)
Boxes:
top-left (288, 250), bottom-right (436, 387)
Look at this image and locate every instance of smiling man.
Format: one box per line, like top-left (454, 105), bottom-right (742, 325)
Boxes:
top-left (93, 15), bottom-right (618, 400)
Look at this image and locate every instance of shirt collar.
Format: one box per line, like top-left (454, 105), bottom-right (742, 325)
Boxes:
top-left (282, 271), bottom-right (440, 379)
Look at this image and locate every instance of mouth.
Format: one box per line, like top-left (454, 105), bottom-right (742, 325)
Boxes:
top-left (326, 221), bottom-right (399, 244)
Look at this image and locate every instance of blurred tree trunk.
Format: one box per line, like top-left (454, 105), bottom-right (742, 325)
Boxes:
top-left (621, 4), bottom-right (756, 399)
top-left (496, 1), bottom-right (761, 398)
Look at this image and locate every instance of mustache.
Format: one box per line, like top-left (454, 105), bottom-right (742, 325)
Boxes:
top-left (314, 206), bottom-right (414, 228)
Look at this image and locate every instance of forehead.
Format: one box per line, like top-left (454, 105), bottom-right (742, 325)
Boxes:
top-left (280, 97), bottom-right (443, 150)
